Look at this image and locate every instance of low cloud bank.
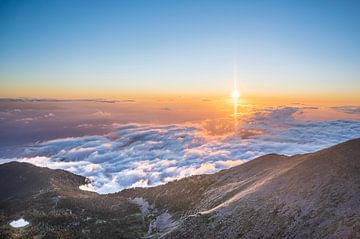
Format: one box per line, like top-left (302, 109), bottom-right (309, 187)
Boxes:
top-left (332, 106), bottom-right (360, 115)
top-left (1, 107), bottom-right (359, 194)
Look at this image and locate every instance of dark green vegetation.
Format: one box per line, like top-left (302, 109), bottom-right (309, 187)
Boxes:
top-left (1, 139), bottom-right (360, 238)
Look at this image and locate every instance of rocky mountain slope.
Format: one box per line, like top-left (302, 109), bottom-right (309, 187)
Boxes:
top-left (0, 139), bottom-right (359, 238)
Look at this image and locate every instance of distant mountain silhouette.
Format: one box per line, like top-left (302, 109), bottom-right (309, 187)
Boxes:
top-left (1, 139), bottom-right (359, 238)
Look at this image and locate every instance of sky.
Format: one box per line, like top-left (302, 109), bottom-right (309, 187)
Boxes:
top-left (0, 0), bottom-right (360, 103)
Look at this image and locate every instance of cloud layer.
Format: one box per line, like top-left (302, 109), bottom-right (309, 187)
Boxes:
top-left (1, 107), bottom-right (360, 194)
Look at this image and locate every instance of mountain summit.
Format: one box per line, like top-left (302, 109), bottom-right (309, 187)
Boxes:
top-left (1, 139), bottom-right (359, 238)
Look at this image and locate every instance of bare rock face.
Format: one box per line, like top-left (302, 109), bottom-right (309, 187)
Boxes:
top-left (1, 139), bottom-right (359, 238)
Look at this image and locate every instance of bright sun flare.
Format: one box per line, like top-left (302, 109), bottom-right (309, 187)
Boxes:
top-left (232, 90), bottom-right (240, 99)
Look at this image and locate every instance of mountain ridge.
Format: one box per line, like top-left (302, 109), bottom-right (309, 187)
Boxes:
top-left (0, 138), bottom-right (359, 238)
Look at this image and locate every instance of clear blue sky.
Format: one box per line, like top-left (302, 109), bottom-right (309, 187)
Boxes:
top-left (0, 0), bottom-right (359, 100)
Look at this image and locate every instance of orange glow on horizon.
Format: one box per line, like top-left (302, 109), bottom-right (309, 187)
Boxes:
top-left (0, 84), bottom-right (359, 106)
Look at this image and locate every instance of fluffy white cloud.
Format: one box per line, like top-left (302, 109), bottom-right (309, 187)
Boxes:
top-left (1, 107), bottom-right (359, 194)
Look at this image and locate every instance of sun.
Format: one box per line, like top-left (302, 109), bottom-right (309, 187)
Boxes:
top-left (232, 90), bottom-right (240, 99)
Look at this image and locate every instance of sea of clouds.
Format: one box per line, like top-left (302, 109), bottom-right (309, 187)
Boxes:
top-left (1, 106), bottom-right (360, 194)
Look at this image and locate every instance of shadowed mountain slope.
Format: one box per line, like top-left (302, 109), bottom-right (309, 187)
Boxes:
top-left (1, 139), bottom-right (359, 238)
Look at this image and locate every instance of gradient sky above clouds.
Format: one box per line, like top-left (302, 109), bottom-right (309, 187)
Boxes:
top-left (0, 1), bottom-right (360, 194)
top-left (0, 0), bottom-right (360, 102)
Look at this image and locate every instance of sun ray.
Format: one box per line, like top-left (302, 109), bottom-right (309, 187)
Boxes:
top-left (232, 52), bottom-right (239, 132)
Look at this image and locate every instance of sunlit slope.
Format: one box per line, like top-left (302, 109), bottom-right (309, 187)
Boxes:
top-left (161, 139), bottom-right (360, 238)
